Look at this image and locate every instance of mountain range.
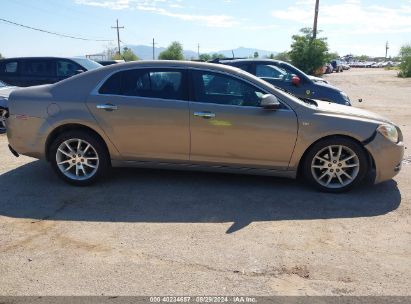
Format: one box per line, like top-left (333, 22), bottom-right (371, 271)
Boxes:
top-left (125, 45), bottom-right (278, 60)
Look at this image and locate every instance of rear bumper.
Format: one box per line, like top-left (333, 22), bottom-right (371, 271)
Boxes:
top-left (365, 133), bottom-right (404, 184)
top-left (6, 115), bottom-right (48, 159)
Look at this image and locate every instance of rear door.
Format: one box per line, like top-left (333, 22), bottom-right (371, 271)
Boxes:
top-left (87, 67), bottom-right (190, 161)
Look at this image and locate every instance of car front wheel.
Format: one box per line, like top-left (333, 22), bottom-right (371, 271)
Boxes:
top-left (303, 137), bottom-right (369, 192)
top-left (50, 130), bottom-right (109, 186)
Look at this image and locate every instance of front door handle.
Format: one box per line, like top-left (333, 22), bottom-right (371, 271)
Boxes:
top-left (193, 111), bottom-right (216, 119)
top-left (96, 104), bottom-right (118, 111)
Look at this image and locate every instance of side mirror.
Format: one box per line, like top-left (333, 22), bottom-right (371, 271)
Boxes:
top-left (291, 75), bottom-right (301, 86)
top-left (260, 94), bottom-right (281, 110)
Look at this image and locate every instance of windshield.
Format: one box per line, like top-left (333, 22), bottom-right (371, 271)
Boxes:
top-left (71, 58), bottom-right (102, 71)
top-left (256, 65), bottom-right (294, 82)
top-left (280, 62), bottom-right (311, 81)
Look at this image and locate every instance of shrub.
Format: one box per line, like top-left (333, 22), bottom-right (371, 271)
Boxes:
top-left (398, 44), bottom-right (411, 78)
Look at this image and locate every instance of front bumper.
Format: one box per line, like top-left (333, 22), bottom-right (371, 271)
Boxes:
top-left (365, 132), bottom-right (404, 184)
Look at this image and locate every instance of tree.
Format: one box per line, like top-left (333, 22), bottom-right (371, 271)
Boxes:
top-left (398, 43), bottom-right (411, 78)
top-left (253, 51), bottom-right (259, 58)
top-left (327, 52), bottom-right (340, 61)
top-left (273, 51), bottom-right (290, 62)
top-left (211, 53), bottom-right (225, 60)
top-left (289, 27), bottom-right (329, 75)
top-left (159, 41), bottom-right (184, 60)
top-left (112, 47), bottom-right (139, 61)
top-left (199, 54), bottom-right (211, 61)
top-left (354, 55), bottom-right (370, 61)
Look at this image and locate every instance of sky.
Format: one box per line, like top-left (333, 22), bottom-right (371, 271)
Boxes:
top-left (1, 0), bottom-right (411, 58)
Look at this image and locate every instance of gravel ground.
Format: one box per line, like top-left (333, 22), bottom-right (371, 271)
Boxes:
top-left (0, 68), bottom-right (410, 296)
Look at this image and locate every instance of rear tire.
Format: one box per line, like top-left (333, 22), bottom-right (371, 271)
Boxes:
top-left (0, 108), bottom-right (7, 134)
top-left (49, 130), bottom-right (110, 186)
top-left (302, 137), bottom-right (369, 193)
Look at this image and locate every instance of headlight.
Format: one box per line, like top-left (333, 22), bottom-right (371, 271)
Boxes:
top-left (377, 124), bottom-right (399, 143)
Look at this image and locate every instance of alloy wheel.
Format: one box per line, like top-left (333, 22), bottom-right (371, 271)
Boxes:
top-left (311, 145), bottom-right (360, 189)
top-left (56, 138), bottom-right (99, 181)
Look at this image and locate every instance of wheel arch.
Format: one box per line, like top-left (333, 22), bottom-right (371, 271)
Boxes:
top-left (296, 134), bottom-right (375, 178)
top-left (45, 123), bottom-right (111, 162)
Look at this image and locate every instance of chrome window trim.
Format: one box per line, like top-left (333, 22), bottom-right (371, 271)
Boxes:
top-left (90, 65), bottom-right (292, 111)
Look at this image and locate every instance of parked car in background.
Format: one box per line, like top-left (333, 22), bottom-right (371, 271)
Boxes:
top-left (324, 63), bottom-right (333, 74)
top-left (0, 57), bottom-right (102, 87)
top-left (6, 61), bottom-right (403, 192)
top-left (331, 60), bottom-right (344, 73)
top-left (0, 80), bottom-right (17, 133)
top-left (342, 62), bottom-right (350, 70)
top-left (97, 60), bottom-right (125, 66)
top-left (215, 59), bottom-right (351, 105)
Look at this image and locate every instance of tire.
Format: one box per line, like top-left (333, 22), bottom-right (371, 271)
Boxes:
top-left (302, 137), bottom-right (369, 193)
top-left (49, 130), bottom-right (110, 186)
top-left (0, 108), bottom-right (6, 134)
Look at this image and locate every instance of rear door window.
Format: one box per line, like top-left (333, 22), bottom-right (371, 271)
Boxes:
top-left (99, 68), bottom-right (187, 101)
top-left (21, 59), bottom-right (56, 77)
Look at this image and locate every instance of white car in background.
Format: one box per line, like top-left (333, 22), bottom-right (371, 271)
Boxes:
top-left (0, 80), bottom-right (18, 133)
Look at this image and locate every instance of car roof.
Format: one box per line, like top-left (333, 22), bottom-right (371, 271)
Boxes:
top-left (0, 57), bottom-right (93, 61)
top-left (97, 60), bottom-right (247, 74)
top-left (217, 58), bottom-right (285, 65)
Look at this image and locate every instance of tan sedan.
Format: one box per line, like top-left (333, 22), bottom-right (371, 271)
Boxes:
top-left (5, 61), bottom-right (404, 192)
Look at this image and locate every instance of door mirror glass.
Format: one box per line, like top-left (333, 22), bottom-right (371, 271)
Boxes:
top-left (260, 94), bottom-right (281, 110)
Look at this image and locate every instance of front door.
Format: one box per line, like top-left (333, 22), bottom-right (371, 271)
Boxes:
top-left (189, 70), bottom-right (298, 170)
top-left (87, 68), bottom-right (190, 161)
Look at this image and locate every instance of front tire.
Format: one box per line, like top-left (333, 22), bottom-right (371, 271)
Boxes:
top-left (49, 130), bottom-right (109, 186)
top-left (303, 137), bottom-right (369, 193)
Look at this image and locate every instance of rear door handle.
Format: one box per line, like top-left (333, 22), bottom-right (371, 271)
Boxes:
top-left (193, 111), bottom-right (215, 119)
top-left (96, 103), bottom-right (118, 111)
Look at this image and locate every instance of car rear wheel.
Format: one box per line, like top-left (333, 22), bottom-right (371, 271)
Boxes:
top-left (0, 108), bottom-right (7, 134)
top-left (50, 130), bottom-right (109, 186)
top-left (303, 137), bottom-right (369, 192)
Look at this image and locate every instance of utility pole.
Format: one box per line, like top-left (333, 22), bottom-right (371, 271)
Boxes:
top-left (385, 41), bottom-right (389, 59)
top-left (313, 0), bottom-right (320, 39)
top-left (152, 38), bottom-right (157, 60)
top-left (197, 43), bottom-right (200, 59)
top-left (111, 19), bottom-right (124, 55)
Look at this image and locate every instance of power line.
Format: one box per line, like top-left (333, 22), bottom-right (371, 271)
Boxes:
top-left (0, 17), bottom-right (112, 42)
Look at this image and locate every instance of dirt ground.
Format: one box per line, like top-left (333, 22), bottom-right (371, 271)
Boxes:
top-left (0, 68), bottom-right (410, 296)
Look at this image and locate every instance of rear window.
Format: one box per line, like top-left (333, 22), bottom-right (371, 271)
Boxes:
top-left (0, 61), bottom-right (18, 74)
top-left (99, 68), bottom-right (186, 101)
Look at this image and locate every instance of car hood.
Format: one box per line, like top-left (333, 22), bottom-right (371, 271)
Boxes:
top-left (309, 75), bottom-right (328, 84)
top-left (314, 100), bottom-right (393, 124)
top-left (313, 80), bottom-right (342, 91)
